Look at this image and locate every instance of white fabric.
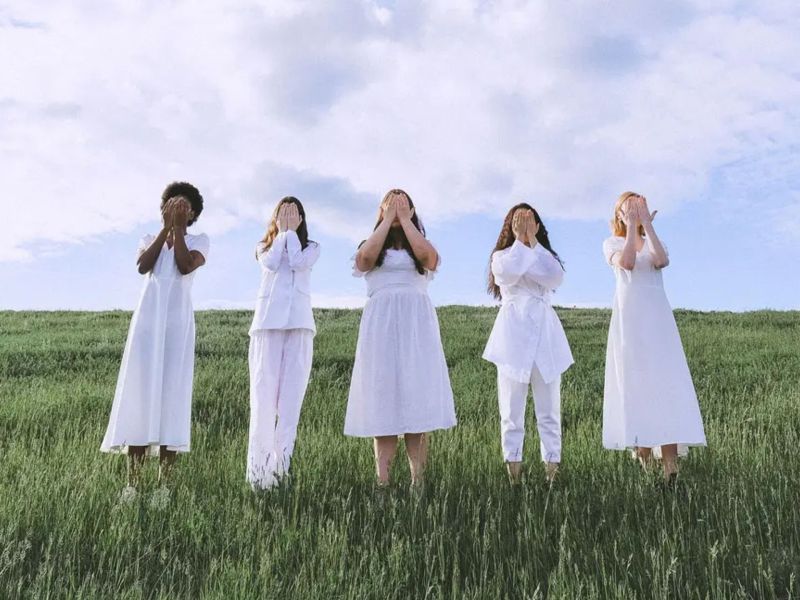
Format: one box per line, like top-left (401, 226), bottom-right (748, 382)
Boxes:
top-left (497, 365), bottom-right (562, 463)
top-left (602, 236), bottom-right (706, 451)
top-left (344, 249), bottom-right (457, 437)
top-left (247, 329), bottom-right (314, 489)
top-left (101, 232), bottom-right (210, 455)
top-left (483, 241), bottom-right (574, 384)
top-left (249, 231), bottom-right (319, 335)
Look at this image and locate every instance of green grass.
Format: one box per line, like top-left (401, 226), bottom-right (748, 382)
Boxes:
top-left (1, 308), bottom-right (799, 599)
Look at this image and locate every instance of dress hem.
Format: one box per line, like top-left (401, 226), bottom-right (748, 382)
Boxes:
top-left (344, 420), bottom-right (457, 438)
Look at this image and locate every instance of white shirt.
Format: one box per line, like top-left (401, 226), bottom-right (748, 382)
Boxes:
top-left (482, 241), bottom-right (574, 384)
top-left (249, 231), bottom-right (319, 335)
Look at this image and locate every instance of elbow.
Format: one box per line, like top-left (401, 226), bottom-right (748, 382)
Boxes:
top-left (654, 258), bottom-right (670, 269)
top-left (137, 265), bottom-right (149, 275)
top-left (619, 258), bottom-right (635, 271)
top-left (177, 263), bottom-right (192, 275)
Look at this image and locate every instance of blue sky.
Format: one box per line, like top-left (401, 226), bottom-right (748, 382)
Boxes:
top-left (1, 1), bottom-right (798, 311)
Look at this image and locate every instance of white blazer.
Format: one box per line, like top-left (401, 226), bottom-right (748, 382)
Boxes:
top-left (249, 230), bottom-right (320, 335)
top-left (482, 241), bottom-right (574, 384)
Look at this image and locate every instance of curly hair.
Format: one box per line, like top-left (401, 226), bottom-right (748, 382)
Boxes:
top-left (161, 181), bottom-right (204, 226)
top-left (257, 196), bottom-right (313, 258)
top-left (486, 203), bottom-right (563, 300)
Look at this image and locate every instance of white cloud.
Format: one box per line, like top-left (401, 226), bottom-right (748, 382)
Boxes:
top-left (1, 0), bottom-right (798, 261)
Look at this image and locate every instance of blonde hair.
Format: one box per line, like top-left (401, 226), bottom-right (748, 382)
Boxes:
top-left (611, 191), bottom-right (645, 237)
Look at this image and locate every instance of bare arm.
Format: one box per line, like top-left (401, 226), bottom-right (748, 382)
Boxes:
top-left (396, 195), bottom-right (438, 270)
top-left (613, 200), bottom-right (640, 271)
top-left (355, 200), bottom-right (395, 272)
top-left (640, 198), bottom-right (669, 269)
top-left (137, 228), bottom-right (169, 274)
top-left (172, 201), bottom-right (206, 275)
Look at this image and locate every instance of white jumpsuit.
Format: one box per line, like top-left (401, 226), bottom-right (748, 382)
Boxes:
top-left (247, 230), bottom-right (319, 489)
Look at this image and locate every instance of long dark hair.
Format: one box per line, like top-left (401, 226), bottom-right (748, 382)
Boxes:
top-left (487, 203), bottom-right (563, 300)
top-left (362, 189), bottom-right (426, 275)
top-left (257, 196), bottom-right (314, 258)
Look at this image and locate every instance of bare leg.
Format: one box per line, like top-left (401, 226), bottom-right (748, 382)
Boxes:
top-left (661, 444), bottom-right (679, 482)
top-left (127, 446), bottom-right (147, 488)
top-left (635, 447), bottom-right (653, 471)
top-left (374, 436), bottom-right (398, 486)
top-left (506, 461), bottom-right (523, 485)
top-left (158, 446), bottom-right (177, 484)
top-left (404, 433), bottom-right (428, 487)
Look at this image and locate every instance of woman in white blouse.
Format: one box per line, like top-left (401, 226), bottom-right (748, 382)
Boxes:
top-left (483, 204), bottom-right (573, 484)
top-left (247, 197), bottom-right (320, 490)
top-left (345, 189), bottom-right (457, 488)
top-left (602, 192), bottom-right (706, 483)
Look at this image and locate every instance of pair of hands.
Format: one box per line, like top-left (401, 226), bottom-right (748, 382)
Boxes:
top-left (277, 203), bottom-right (302, 232)
top-left (382, 192), bottom-right (415, 224)
top-left (511, 208), bottom-right (540, 247)
top-left (162, 197), bottom-right (192, 230)
top-left (621, 195), bottom-right (658, 228)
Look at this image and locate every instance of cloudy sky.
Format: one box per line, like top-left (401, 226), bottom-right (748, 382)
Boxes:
top-left (1, 0), bottom-right (798, 311)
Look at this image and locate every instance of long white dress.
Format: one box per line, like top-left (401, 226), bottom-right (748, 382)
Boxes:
top-left (101, 232), bottom-right (210, 456)
top-left (602, 236), bottom-right (706, 451)
top-left (344, 248), bottom-right (457, 437)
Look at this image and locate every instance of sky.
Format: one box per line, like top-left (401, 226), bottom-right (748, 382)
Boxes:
top-left (1, 0), bottom-right (798, 311)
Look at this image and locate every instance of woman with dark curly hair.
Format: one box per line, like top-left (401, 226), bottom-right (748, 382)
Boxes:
top-left (101, 181), bottom-right (210, 506)
top-left (483, 203), bottom-right (573, 484)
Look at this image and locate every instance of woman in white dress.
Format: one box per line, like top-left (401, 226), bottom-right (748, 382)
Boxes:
top-left (247, 197), bottom-right (319, 490)
top-left (345, 189), bottom-right (457, 488)
top-left (483, 204), bottom-right (573, 484)
top-left (602, 192), bottom-right (706, 483)
top-left (101, 182), bottom-right (210, 501)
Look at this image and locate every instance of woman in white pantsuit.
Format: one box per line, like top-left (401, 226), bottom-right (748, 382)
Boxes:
top-left (602, 192), bottom-right (706, 483)
top-left (247, 197), bottom-right (319, 490)
top-left (483, 204), bottom-right (574, 484)
top-left (345, 189), bottom-right (457, 488)
top-left (101, 182), bottom-right (209, 504)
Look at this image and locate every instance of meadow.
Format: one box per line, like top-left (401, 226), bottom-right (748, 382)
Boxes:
top-left (0, 308), bottom-right (798, 599)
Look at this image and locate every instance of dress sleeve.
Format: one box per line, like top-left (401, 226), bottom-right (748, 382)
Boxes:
top-left (425, 252), bottom-right (441, 281)
top-left (286, 232), bottom-right (320, 271)
top-left (492, 241), bottom-right (537, 286)
top-left (526, 244), bottom-right (564, 289)
top-left (351, 252), bottom-right (366, 278)
top-left (137, 234), bottom-right (155, 259)
top-left (188, 233), bottom-right (210, 261)
top-left (258, 233), bottom-right (287, 271)
top-left (602, 237), bottom-right (625, 266)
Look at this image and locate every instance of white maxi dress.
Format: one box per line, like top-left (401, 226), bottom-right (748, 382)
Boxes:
top-left (101, 233), bottom-right (210, 455)
top-left (345, 249), bottom-right (457, 437)
top-left (602, 236), bottom-right (706, 452)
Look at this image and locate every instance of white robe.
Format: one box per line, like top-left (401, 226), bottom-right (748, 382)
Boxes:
top-left (101, 232), bottom-right (209, 455)
top-left (602, 236), bottom-right (706, 451)
top-left (483, 241), bottom-right (574, 384)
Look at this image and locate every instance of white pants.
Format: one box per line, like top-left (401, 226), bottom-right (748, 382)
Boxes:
top-left (497, 365), bottom-right (562, 463)
top-left (247, 329), bottom-right (314, 489)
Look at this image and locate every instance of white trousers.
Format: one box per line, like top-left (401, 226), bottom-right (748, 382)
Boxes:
top-left (247, 329), bottom-right (314, 489)
top-left (497, 365), bottom-right (562, 463)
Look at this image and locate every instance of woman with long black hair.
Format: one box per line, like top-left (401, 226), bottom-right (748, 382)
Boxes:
top-left (483, 204), bottom-right (573, 484)
top-left (345, 189), bottom-right (457, 489)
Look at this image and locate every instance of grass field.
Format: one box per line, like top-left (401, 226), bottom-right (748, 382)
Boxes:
top-left (0, 308), bottom-right (799, 599)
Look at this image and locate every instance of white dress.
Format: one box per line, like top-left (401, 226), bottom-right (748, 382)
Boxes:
top-left (344, 248), bottom-right (457, 437)
top-left (602, 236), bottom-right (706, 451)
top-left (101, 233), bottom-right (210, 456)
